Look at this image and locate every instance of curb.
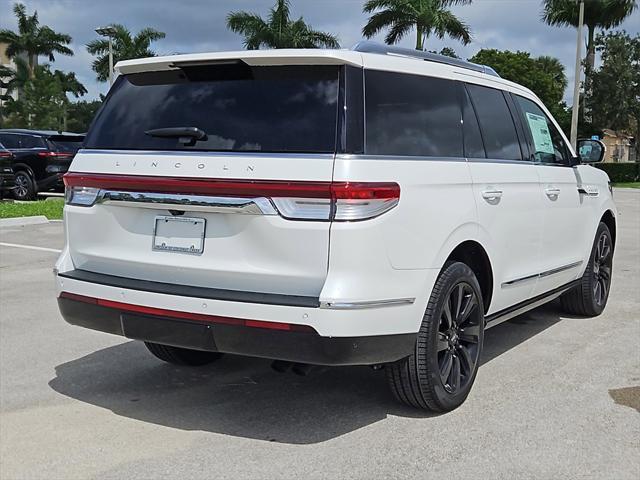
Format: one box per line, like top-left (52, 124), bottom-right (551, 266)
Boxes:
top-left (0, 216), bottom-right (50, 228)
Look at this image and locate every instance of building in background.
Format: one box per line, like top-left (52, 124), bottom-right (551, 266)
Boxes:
top-left (1, 42), bottom-right (31, 102)
top-left (601, 129), bottom-right (636, 163)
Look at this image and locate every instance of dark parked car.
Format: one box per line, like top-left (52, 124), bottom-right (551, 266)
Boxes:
top-left (0, 142), bottom-right (16, 198)
top-left (0, 129), bottom-right (85, 200)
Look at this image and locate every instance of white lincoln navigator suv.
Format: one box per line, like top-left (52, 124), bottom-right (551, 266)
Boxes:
top-left (55, 42), bottom-right (616, 412)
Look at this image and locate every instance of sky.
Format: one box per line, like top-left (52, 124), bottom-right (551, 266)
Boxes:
top-left (1, 0), bottom-right (639, 102)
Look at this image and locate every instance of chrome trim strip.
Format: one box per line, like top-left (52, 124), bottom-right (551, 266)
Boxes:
top-left (538, 261), bottom-right (584, 278)
top-left (487, 279), bottom-right (581, 329)
top-left (97, 190), bottom-right (278, 215)
top-left (578, 187), bottom-right (599, 197)
top-left (320, 298), bottom-right (415, 310)
top-left (502, 261), bottom-right (583, 287)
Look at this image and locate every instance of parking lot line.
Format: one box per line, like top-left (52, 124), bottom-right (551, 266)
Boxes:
top-left (0, 242), bottom-right (61, 253)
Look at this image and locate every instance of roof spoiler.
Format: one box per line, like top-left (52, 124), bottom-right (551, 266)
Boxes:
top-left (352, 41), bottom-right (500, 78)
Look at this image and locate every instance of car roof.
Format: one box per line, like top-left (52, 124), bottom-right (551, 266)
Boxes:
top-left (114, 43), bottom-right (537, 100)
top-left (0, 129), bottom-right (85, 138)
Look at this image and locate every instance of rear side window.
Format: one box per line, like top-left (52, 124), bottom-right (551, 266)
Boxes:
top-left (365, 70), bottom-right (463, 157)
top-left (466, 84), bottom-right (522, 161)
top-left (85, 65), bottom-right (340, 153)
top-left (49, 136), bottom-right (85, 153)
top-left (19, 135), bottom-right (46, 149)
top-left (514, 95), bottom-right (570, 165)
top-left (0, 135), bottom-right (19, 149)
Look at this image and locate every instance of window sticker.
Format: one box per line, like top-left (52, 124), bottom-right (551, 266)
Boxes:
top-left (579, 143), bottom-right (593, 158)
top-left (525, 112), bottom-right (554, 154)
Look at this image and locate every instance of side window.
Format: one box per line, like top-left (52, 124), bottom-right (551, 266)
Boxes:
top-left (0, 134), bottom-right (19, 149)
top-left (20, 135), bottom-right (45, 149)
top-left (462, 87), bottom-right (486, 158)
top-left (466, 84), bottom-right (522, 161)
top-left (365, 70), bottom-right (463, 157)
top-left (514, 95), bottom-right (570, 165)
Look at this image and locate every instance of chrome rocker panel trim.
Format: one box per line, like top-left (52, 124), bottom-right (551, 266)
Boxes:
top-left (502, 261), bottom-right (583, 287)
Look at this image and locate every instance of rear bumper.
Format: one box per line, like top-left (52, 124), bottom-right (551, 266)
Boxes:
top-left (58, 295), bottom-right (416, 366)
top-left (0, 173), bottom-right (15, 192)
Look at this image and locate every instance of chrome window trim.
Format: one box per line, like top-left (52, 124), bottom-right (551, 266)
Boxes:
top-left (335, 154), bottom-right (466, 162)
top-left (502, 261), bottom-right (583, 287)
top-left (320, 297), bottom-right (415, 310)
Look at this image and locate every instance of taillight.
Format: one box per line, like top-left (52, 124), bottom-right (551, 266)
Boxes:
top-left (63, 173), bottom-right (400, 221)
top-left (332, 182), bottom-right (400, 221)
top-left (0, 151), bottom-right (12, 158)
top-left (37, 151), bottom-right (72, 158)
top-left (65, 186), bottom-right (101, 206)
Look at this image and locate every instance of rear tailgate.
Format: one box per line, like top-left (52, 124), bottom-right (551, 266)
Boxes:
top-left (63, 64), bottom-right (340, 298)
top-left (65, 152), bottom-right (333, 297)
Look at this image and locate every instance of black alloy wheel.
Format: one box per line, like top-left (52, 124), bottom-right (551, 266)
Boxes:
top-left (387, 261), bottom-right (485, 412)
top-left (561, 222), bottom-right (614, 317)
top-left (592, 230), bottom-right (612, 308)
top-left (437, 282), bottom-right (482, 395)
top-left (14, 171), bottom-right (35, 200)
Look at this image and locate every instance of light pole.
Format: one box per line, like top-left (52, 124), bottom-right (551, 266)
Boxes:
top-left (95, 26), bottom-right (117, 86)
top-left (570, 0), bottom-right (585, 150)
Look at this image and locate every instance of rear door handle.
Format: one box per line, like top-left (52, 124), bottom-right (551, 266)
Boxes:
top-left (545, 187), bottom-right (561, 200)
top-left (481, 189), bottom-right (503, 201)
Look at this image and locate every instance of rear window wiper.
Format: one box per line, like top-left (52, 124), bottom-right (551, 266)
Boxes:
top-left (144, 127), bottom-right (207, 145)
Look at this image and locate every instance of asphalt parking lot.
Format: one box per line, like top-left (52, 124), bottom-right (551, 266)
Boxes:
top-left (0, 189), bottom-right (638, 480)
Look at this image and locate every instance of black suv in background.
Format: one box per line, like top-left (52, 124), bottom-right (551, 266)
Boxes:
top-left (0, 142), bottom-right (16, 198)
top-left (0, 129), bottom-right (85, 200)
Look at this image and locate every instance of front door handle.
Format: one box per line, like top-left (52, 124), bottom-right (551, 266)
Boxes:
top-left (481, 189), bottom-right (503, 203)
top-left (545, 187), bottom-right (561, 200)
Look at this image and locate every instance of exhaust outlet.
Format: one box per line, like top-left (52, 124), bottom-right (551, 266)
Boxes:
top-left (271, 360), bottom-right (293, 373)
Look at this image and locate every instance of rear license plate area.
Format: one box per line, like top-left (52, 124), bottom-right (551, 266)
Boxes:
top-left (153, 215), bottom-right (206, 255)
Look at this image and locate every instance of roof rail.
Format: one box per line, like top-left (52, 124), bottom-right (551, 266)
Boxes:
top-left (352, 41), bottom-right (500, 78)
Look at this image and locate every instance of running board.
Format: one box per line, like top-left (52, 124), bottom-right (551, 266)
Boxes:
top-left (485, 279), bottom-right (581, 329)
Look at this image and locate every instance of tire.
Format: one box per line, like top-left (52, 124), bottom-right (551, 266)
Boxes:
top-left (144, 342), bottom-right (224, 366)
top-left (387, 261), bottom-right (485, 412)
top-left (560, 222), bottom-right (613, 317)
top-left (13, 171), bottom-right (36, 200)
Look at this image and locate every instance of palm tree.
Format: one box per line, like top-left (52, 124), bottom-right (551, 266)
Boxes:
top-left (86, 25), bottom-right (166, 82)
top-left (542, 0), bottom-right (638, 71)
top-left (362, 0), bottom-right (472, 51)
top-left (0, 57), bottom-right (29, 98)
top-left (226, 0), bottom-right (340, 49)
top-left (52, 70), bottom-right (87, 131)
top-left (0, 3), bottom-right (73, 79)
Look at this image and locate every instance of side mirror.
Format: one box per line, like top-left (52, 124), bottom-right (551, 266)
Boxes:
top-left (577, 139), bottom-right (606, 164)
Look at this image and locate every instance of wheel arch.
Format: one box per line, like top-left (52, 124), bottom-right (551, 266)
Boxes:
top-left (12, 163), bottom-right (36, 179)
top-left (601, 210), bottom-right (616, 249)
top-left (444, 240), bottom-right (493, 314)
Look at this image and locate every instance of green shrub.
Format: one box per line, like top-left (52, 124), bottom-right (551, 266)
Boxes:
top-left (593, 163), bottom-right (640, 183)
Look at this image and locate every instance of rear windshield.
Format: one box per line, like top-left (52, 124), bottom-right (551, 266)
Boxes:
top-left (84, 64), bottom-right (340, 153)
top-left (49, 136), bottom-right (84, 153)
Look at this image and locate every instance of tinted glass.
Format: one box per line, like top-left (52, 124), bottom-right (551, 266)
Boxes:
top-left (19, 135), bottom-right (46, 149)
top-left (0, 134), bottom-right (19, 149)
top-left (85, 65), bottom-right (339, 153)
top-left (365, 70), bottom-right (463, 157)
top-left (515, 95), bottom-right (570, 165)
top-left (462, 88), bottom-right (485, 158)
top-left (49, 136), bottom-right (84, 153)
top-left (466, 84), bottom-right (522, 160)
